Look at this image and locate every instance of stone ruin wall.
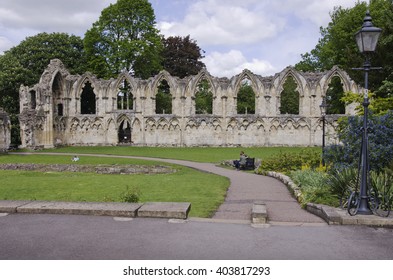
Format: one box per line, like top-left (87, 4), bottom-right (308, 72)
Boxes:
top-left (0, 107), bottom-right (11, 152)
top-left (18, 59), bottom-right (362, 149)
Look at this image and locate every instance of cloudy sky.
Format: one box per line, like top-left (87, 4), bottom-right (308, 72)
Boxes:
top-left (0, 0), bottom-right (359, 78)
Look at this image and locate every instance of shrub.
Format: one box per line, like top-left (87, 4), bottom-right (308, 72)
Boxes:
top-left (324, 111), bottom-right (393, 172)
top-left (324, 168), bottom-right (358, 207)
top-left (120, 186), bottom-right (140, 203)
top-left (256, 150), bottom-right (321, 174)
top-left (290, 170), bottom-right (338, 207)
top-left (370, 170), bottom-right (393, 210)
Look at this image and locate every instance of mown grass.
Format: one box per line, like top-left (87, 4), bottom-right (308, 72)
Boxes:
top-left (0, 154), bottom-right (229, 218)
top-left (36, 146), bottom-right (320, 163)
top-left (1, 146), bottom-right (320, 217)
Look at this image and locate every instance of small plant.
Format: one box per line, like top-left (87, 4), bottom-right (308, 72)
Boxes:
top-left (290, 170), bottom-right (337, 207)
top-left (120, 186), bottom-right (140, 203)
top-left (324, 168), bottom-right (358, 208)
top-left (370, 170), bottom-right (393, 212)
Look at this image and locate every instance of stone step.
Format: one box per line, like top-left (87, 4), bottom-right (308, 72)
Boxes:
top-left (0, 200), bottom-right (191, 219)
top-left (251, 201), bottom-right (268, 224)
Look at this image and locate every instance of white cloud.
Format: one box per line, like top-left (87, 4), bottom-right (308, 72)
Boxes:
top-left (0, 36), bottom-right (13, 54)
top-left (158, 0), bottom-right (285, 46)
top-left (203, 50), bottom-right (276, 78)
top-left (0, 0), bottom-right (360, 78)
top-left (157, 0), bottom-right (359, 78)
top-left (0, 0), bottom-right (116, 52)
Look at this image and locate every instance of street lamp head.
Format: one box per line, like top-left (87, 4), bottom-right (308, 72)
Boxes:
top-left (320, 97), bottom-right (327, 116)
top-left (355, 11), bottom-right (382, 54)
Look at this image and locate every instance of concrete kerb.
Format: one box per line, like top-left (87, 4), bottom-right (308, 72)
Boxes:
top-left (0, 200), bottom-right (191, 219)
top-left (266, 171), bottom-right (393, 227)
top-left (306, 203), bottom-right (393, 227)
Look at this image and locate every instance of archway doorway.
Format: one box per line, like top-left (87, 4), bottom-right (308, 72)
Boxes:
top-left (118, 120), bottom-right (131, 143)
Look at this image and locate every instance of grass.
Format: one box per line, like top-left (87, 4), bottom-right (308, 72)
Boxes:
top-left (34, 146), bottom-right (320, 163)
top-left (1, 146), bottom-right (320, 217)
top-left (0, 154), bottom-right (229, 218)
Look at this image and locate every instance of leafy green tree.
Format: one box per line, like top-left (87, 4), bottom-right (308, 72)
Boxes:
top-left (326, 76), bottom-right (345, 114)
top-left (280, 76), bottom-right (299, 115)
top-left (0, 32), bottom-right (87, 144)
top-left (295, 0), bottom-right (393, 94)
top-left (155, 80), bottom-right (172, 114)
top-left (237, 83), bottom-right (255, 114)
top-left (162, 35), bottom-right (205, 78)
top-left (195, 79), bottom-right (213, 114)
top-left (84, 0), bottom-right (163, 79)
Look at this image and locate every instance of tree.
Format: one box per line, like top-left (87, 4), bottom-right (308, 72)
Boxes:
top-left (295, 0), bottom-right (393, 94)
top-left (84, 0), bottom-right (163, 79)
top-left (280, 76), bottom-right (299, 115)
top-left (237, 82), bottom-right (255, 114)
top-left (161, 35), bottom-right (205, 78)
top-left (195, 79), bottom-right (213, 114)
top-left (0, 32), bottom-right (87, 144)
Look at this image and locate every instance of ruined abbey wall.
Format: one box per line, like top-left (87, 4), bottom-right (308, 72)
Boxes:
top-left (19, 59), bottom-right (362, 148)
top-left (0, 107), bottom-right (11, 152)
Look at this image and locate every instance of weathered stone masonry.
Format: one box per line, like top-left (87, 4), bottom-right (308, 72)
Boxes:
top-left (0, 107), bottom-right (11, 152)
top-left (19, 59), bottom-right (362, 148)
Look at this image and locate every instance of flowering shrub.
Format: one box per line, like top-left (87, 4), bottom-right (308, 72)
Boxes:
top-left (324, 111), bottom-right (393, 172)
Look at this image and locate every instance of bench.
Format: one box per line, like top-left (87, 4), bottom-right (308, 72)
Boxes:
top-left (241, 158), bottom-right (255, 170)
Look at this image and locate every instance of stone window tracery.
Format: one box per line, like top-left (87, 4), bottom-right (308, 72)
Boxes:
top-left (117, 79), bottom-right (133, 110)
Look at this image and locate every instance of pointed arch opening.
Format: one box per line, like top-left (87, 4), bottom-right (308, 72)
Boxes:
top-left (280, 75), bottom-right (299, 115)
top-left (155, 79), bottom-right (172, 114)
top-left (52, 72), bottom-right (64, 116)
top-left (118, 119), bottom-right (131, 143)
top-left (81, 81), bottom-right (96, 114)
top-left (117, 78), bottom-right (134, 110)
top-left (237, 78), bottom-right (255, 114)
top-left (326, 76), bottom-right (345, 114)
top-left (195, 78), bottom-right (213, 114)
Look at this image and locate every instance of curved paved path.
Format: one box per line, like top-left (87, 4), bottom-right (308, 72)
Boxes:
top-left (12, 153), bottom-right (324, 224)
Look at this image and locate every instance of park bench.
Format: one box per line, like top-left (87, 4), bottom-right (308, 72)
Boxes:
top-left (242, 157), bottom-right (255, 170)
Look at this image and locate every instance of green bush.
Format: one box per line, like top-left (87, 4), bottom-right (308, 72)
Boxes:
top-left (290, 170), bottom-right (338, 207)
top-left (120, 186), bottom-right (140, 203)
top-left (324, 168), bottom-right (358, 207)
top-left (256, 150), bottom-right (321, 174)
top-left (370, 170), bottom-right (393, 210)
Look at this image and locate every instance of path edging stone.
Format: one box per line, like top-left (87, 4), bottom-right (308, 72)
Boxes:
top-left (0, 200), bottom-right (190, 219)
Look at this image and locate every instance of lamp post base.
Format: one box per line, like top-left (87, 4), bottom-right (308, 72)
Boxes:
top-left (357, 197), bottom-right (373, 215)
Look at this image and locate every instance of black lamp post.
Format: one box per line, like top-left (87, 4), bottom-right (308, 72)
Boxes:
top-left (319, 97), bottom-right (328, 166)
top-left (354, 11), bottom-right (382, 215)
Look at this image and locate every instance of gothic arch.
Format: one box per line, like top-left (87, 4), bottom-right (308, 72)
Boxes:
top-left (151, 70), bottom-right (177, 97)
top-left (115, 75), bottom-right (135, 111)
top-left (52, 72), bottom-right (65, 116)
top-left (39, 59), bottom-right (70, 87)
top-left (322, 66), bottom-right (353, 94)
top-left (232, 69), bottom-right (260, 98)
top-left (75, 74), bottom-right (98, 99)
top-left (275, 67), bottom-right (305, 97)
top-left (79, 77), bottom-right (96, 115)
top-left (186, 69), bottom-right (217, 98)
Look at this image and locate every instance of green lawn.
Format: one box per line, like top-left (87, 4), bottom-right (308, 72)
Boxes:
top-left (36, 146), bottom-right (320, 163)
top-left (0, 154), bottom-right (229, 218)
top-left (1, 146), bottom-right (320, 218)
